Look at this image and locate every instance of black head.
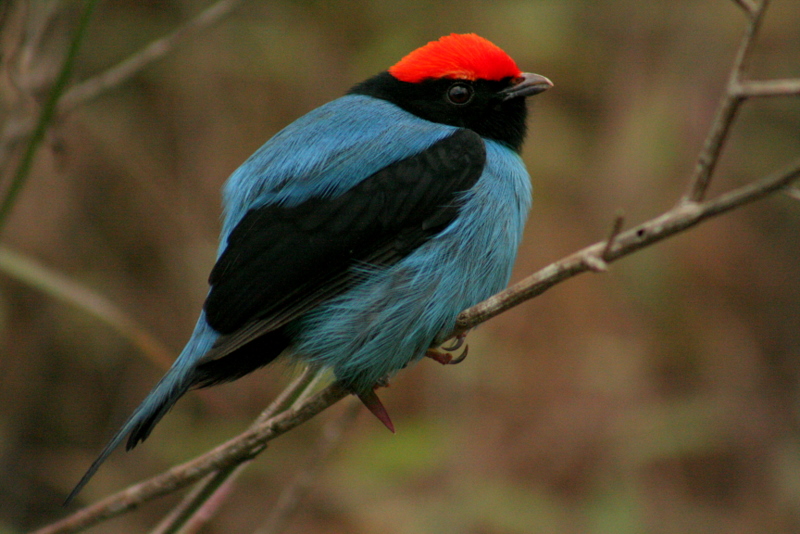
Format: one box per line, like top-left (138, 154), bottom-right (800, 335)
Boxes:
top-left (350, 72), bottom-right (547, 153)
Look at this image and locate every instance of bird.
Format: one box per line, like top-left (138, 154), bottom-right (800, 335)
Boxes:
top-left (66, 33), bottom-right (551, 502)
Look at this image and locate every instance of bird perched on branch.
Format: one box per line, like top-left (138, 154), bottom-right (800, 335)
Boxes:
top-left (68, 33), bottom-right (551, 502)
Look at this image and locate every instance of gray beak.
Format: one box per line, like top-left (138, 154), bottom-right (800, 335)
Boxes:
top-left (500, 72), bottom-right (553, 101)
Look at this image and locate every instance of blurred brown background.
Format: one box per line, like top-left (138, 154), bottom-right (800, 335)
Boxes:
top-left (1, 0), bottom-right (799, 532)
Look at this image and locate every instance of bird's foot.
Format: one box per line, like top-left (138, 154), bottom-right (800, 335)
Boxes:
top-left (425, 334), bottom-right (468, 365)
top-left (356, 384), bottom-right (395, 433)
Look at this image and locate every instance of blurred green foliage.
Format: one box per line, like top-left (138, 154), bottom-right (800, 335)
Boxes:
top-left (1, 0), bottom-right (799, 532)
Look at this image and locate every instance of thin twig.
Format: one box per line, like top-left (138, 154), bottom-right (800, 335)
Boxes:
top-left (178, 473), bottom-right (239, 534)
top-left (0, 0), bottom-right (247, 179)
top-left (149, 467), bottom-right (245, 534)
top-left (681, 0), bottom-right (769, 203)
top-left (159, 371), bottom-right (327, 533)
top-left (58, 0), bottom-right (246, 112)
top-left (601, 211), bottom-right (625, 262)
top-left (29, 1), bottom-right (800, 531)
top-left (586, 211), bottom-right (625, 272)
top-left (257, 367), bottom-right (321, 424)
top-left (149, 472), bottom-right (220, 534)
top-left (31, 156), bottom-right (800, 534)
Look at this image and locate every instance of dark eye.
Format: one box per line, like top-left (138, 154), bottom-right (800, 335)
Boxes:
top-left (447, 83), bottom-right (473, 105)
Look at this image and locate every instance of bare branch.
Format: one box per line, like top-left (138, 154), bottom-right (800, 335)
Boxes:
top-left (33, 157), bottom-right (800, 534)
top-left (256, 367), bottom-right (321, 424)
top-left (601, 211), bottom-right (625, 262)
top-left (0, 0), bottom-right (246, 174)
top-left (149, 467), bottom-right (244, 534)
top-left (0, 0), bottom-right (100, 233)
top-left (27, 1), bottom-right (800, 532)
top-left (587, 210), bottom-right (627, 272)
top-left (682, 0), bottom-right (769, 203)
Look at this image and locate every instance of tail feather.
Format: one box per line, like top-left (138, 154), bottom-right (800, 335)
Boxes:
top-left (64, 318), bottom-right (290, 505)
top-left (65, 315), bottom-right (219, 505)
top-left (64, 365), bottom-right (193, 505)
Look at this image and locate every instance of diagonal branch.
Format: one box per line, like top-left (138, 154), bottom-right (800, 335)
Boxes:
top-left (147, 367), bottom-right (320, 534)
top-left (28, 1), bottom-right (800, 532)
top-left (0, 0), bottom-right (99, 234)
top-left (0, 246), bottom-right (174, 369)
top-left (253, 400), bottom-right (361, 534)
top-left (456, 158), bottom-right (800, 332)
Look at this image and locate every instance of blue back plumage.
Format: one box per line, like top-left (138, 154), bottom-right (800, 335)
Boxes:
top-left (220, 95), bottom-right (458, 245)
top-left (154, 95), bottom-right (461, 395)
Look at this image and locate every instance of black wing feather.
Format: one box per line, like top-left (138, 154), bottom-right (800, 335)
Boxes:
top-left (202, 129), bottom-right (485, 360)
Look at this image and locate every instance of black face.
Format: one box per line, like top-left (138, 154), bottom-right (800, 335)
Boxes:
top-left (349, 72), bottom-right (529, 153)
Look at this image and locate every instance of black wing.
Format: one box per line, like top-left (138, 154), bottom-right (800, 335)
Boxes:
top-left (202, 128), bottom-right (485, 361)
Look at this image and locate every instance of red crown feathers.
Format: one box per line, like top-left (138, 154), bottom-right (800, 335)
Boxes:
top-left (389, 33), bottom-right (522, 84)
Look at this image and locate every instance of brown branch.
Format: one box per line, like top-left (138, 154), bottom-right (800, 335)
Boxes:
top-left (0, 247), bottom-right (174, 370)
top-left (586, 210), bottom-right (626, 272)
top-left (147, 368), bottom-right (318, 534)
top-left (29, 1), bottom-right (800, 532)
top-left (149, 467), bottom-right (243, 534)
top-left (682, 0), bottom-right (769, 203)
top-left (602, 212), bottom-right (625, 262)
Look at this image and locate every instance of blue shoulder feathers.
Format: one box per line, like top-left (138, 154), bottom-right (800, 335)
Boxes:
top-left (221, 95), bottom-right (459, 236)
